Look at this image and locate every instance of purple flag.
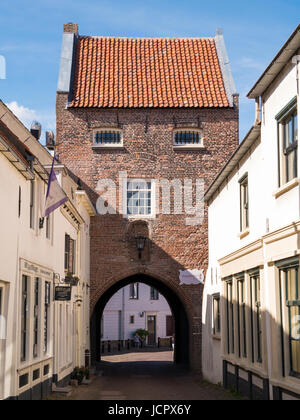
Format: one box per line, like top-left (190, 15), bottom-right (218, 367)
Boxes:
top-left (44, 154), bottom-right (68, 217)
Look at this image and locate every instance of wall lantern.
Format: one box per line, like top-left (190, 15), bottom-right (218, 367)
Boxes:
top-left (135, 236), bottom-right (147, 259)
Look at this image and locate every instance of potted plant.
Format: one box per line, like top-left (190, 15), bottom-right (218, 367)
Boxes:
top-left (71, 366), bottom-right (89, 385)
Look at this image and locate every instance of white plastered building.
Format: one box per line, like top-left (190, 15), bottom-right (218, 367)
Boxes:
top-left (103, 283), bottom-right (173, 345)
top-left (0, 101), bottom-right (95, 400)
top-left (202, 25), bottom-right (300, 400)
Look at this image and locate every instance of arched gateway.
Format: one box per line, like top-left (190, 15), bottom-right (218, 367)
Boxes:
top-left (91, 273), bottom-right (190, 367)
top-left (56, 23), bottom-right (239, 376)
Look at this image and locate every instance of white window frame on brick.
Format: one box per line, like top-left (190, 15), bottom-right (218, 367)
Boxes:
top-left (123, 179), bottom-right (156, 219)
top-left (92, 128), bottom-right (123, 149)
top-left (173, 128), bottom-right (204, 149)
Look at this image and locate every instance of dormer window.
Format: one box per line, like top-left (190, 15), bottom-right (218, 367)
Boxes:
top-left (174, 129), bottom-right (203, 148)
top-left (93, 129), bottom-right (123, 148)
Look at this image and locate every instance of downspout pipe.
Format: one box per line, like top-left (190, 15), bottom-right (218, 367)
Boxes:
top-left (254, 97), bottom-right (261, 125)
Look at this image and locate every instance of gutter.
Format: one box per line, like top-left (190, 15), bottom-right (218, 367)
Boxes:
top-left (247, 24), bottom-right (300, 99)
top-left (204, 124), bottom-right (261, 204)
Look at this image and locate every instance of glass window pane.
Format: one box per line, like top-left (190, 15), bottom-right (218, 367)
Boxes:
top-left (291, 340), bottom-right (300, 374)
top-left (288, 118), bottom-right (294, 145)
top-left (287, 268), bottom-right (297, 301)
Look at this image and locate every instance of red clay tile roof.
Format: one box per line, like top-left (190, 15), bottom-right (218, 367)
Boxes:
top-left (69, 37), bottom-right (230, 108)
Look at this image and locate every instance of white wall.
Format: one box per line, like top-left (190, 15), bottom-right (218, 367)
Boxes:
top-left (202, 58), bottom-right (300, 385)
top-left (0, 148), bottom-right (92, 398)
top-left (103, 283), bottom-right (172, 342)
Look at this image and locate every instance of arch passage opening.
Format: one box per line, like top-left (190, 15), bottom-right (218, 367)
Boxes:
top-left (90, 274), bottom-right (190, 367)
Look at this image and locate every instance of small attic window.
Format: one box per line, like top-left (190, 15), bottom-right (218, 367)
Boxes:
top-left (93, 129), bottom-right (123, 148)
top-left (174, 129), bottom-right (203, 148)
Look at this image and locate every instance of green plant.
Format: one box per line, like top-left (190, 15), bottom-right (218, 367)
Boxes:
top-left (71, 366), bottom-right (89, 384)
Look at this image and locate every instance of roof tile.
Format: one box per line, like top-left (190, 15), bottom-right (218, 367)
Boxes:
top-left (70, 36), bottom-right (230, 109)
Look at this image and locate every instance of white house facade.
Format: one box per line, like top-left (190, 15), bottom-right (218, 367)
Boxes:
top-left (202, 25), bottom-right (300, 400)
top-left (103, 283), bottom-right (173, 345)
top-left (0, 101), bottom-right (95, 400)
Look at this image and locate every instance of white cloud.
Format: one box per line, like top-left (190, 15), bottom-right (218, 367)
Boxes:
top-left (6, 101), bottom-right (38, 127)
top-left (6, 101), bottom-right (56, 136)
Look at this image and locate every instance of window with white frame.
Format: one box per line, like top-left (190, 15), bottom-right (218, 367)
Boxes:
top-left (33, 278), bottom-right (40, 358)
top-left (239, 174), bottom-right (249, 233)
top-left (150, 287), bottom-right (159, 300)
top-left (126, 180), bottom-right (153, 217)
top-left (250, 270), bottom-right (262, 364)
top-left (44, 282), bottom-right (51, 354)
top-left (29, 180), bottom-right (35, 229)
top-left (277, 258), bottom-right (300, 378)
top-left (46, 215), bottom-right (51, 240)
top-left (21, 275), bottom-right (29, 362)
top-left (93, 129), bottom-right (123, 147)
top-left (225, 278), bottom-right (235, 355)
top-left (237, 275), bottom-right (247, 358)
top-left (277, 99), bottom-right (298, 186)
top-left (212, 293), bottom-right (221, 336)
top-left (174, 129), bottom-right (203, 148)
top-left (129, 283), bottom-right (139, 300)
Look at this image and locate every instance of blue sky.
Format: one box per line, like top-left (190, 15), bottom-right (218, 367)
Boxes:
top-left (0, 0), bottom-right (299, 141)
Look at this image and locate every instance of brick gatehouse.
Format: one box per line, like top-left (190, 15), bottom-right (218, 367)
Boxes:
top-left (56, 23), bottom-right (238, 372)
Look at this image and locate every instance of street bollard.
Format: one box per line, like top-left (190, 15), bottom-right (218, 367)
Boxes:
top-left (158, 337), bottom-right (160, 348)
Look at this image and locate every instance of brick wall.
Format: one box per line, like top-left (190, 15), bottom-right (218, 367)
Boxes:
top-left (56, 92), bottom-right (239, 371)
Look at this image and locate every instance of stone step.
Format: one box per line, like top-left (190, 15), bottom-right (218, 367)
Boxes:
top-left (52, 386), bottom-right (73, 398)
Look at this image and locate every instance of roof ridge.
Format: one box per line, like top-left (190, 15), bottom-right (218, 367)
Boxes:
top-left (79, 35), bottom-right (216, 41)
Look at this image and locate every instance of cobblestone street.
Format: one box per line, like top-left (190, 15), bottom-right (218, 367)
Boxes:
top-left (50, 350), bottom-right (241, 400)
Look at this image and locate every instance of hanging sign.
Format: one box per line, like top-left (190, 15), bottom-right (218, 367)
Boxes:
top-left (179, 269), bottom-right (205, 285)
top-left (55, 286), bottom-right (72, 301)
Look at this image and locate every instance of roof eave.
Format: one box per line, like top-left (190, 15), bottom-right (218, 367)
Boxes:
top-left (247, 24), bottom-right (300, 99)
top-left (204, 124), bottom-right (261, 203)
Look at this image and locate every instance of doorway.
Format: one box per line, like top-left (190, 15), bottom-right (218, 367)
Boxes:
top-left (147, 315), bottom-right (157, 346)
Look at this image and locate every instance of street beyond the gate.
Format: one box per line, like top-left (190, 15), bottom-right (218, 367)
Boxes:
top-left (49, 350), bottom-right (241, 401)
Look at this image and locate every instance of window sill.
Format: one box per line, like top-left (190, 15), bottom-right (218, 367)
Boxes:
top-left (273, 178), bottom-right (299, 199)
top-left (92, 144), bottom-right (124, 150)
top-left (238, 229), bottom-right (250, 240)
top-left (173, 145), bottom-right (204, 150)
top-left (126, 214), bottom-right (155, 220)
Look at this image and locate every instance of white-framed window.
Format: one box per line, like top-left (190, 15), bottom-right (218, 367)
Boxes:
top-left (125, 179), bottom-right (155, 218)
top-left (277, 99), bottom-right (298, 186)
top-left (29, 180), bottom-right (35, 229)
top-left (92, 128), bottom-right (123, 148)
top-left (277, 258), bottom-right (300, 378)
top-left (212, 293), bottom-right (221, 336)
top-left (20, 271), bottom-right (53, 364)
top-left (45, 215), bottom-right (51, 240)
top-left (21, 275), bottom-right (29, 362)
top-left (239, 174), bottom-right (249, 233)
top-left (44, 282), bottom-right (51, 354)
top-left (173, 129), bottom-right (203, 148)
top-left (33, 278), bottom-right (40, 358)
top-left (150, 287), bottom-right (159, 300)
top-left (129, 283), bottom-right (139, 300)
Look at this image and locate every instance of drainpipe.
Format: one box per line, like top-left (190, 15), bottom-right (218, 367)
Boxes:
top-left (254, 97), bottom-right (261, 125)
top-left (121, 287), bottom-right (125, 341)
top-left (292, 55), bottom-right (300, 94)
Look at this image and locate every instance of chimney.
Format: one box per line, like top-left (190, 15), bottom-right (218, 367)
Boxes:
top-left (63, 23), bottom-right (78, 35)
